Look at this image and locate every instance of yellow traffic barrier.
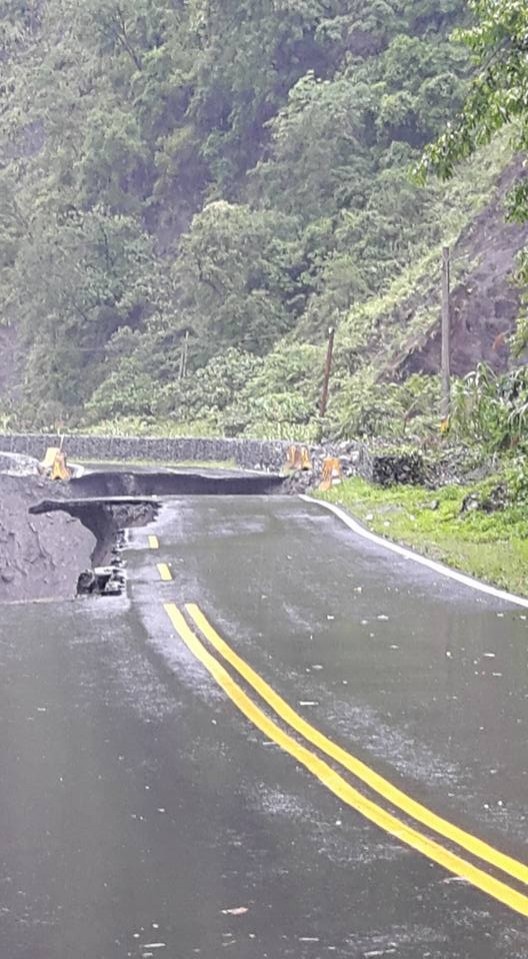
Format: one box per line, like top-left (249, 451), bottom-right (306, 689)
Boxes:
top-left (41, 446), bottom-right (61, 471)
top-left (40, 447), bottom-right (72, 481)
top-left (285, 445), bottom-right (312, 472)
top-left (50, 450), bottom-right (71, 481)
top-left (299, 446), bottom-right (312, 471)
top-left (285, 445), bottom-right (297, 469)
top-left (319, 457), bottom-right (342, 492)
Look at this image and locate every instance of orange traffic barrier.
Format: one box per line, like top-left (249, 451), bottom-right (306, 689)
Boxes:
top-left (319, 457), bottom-right (342, 492)
top-left (300, 446), bottom-right (312, 470)
top-left (51, 450), bottom-right (72, 481)
top-left (285, 445), bottom-right (297, 469)
top-left (39, 446), bottom-right (72, 481)
top-left (285, 445), bottom-right (312, 472)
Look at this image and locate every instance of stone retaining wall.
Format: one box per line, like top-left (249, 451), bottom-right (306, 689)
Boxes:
top-left (0, 433), bottom-right (429, 487)
top-left (0, 433), bottom-right (292, 472)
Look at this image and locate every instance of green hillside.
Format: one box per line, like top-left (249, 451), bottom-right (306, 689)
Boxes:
top-left (0, 0), bottom-right (521, 438)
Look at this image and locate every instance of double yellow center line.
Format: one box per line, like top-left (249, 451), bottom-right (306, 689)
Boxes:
top-left (152, 553), bottom-right (528, 916)
top-left (168, 604), bottom-right (528, 916)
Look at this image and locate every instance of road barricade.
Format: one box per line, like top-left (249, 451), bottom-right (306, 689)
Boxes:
top-left (285, 445), bottom-right (312, 472)
top-left (319, 457), bottom-right (342, 492)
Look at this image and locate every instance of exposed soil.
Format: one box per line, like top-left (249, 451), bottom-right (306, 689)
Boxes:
top-left (0, 475), bottom-right (164, 604)
top-left (373, 159), bottom-right (528, 385)
top-left (0, 474), bottom-right (95, 605)
top-left (29, 497), bottom-right (160, 565)
top-left (400, 159), bottom-right (528, 379)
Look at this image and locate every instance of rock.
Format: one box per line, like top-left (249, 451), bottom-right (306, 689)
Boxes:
top-left (481, 484), bottom-right (508, 512)
top-left (460, 484), bottom-right (508, 515)
top-left (370, 452), bottom-right (425, 487)
top-left (460, 492), bottom-right (481, 513)
top-left (424, 446), bottom-right (498, 489)
top-left (339, 454), bottom-right (359, 476)
top-left (77, 570), bottom-right (96, 594)
top-left (282, 469), bottom-right (315, 494)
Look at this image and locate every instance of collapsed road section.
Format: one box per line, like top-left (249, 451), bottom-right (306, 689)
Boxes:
top-left (0, 472), bottom-right (95, 605)
top-left (68, 467), bottom-right (286, 498)
top-left (29, 496), bottom-right (161, 597)
top-left (1, 464), bottom-right (288, 604)
top-left (29, 469), bottom-right (287, 597)
top-left (29, 497), bottom-right (160, 567)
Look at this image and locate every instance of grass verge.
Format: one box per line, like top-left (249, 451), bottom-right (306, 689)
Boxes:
top-left (316, 477), bottom-right (528, 597)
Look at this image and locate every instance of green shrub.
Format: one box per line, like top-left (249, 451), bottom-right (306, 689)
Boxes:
top-left (451, 364), bottom-right (528, 452)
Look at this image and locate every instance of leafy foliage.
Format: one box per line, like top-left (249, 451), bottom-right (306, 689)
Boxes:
top-left (451, 363), bottom-right (528, 451)
top-left (418, 0), bottom-right (528, 183)
top-left (331, 372), bottom-right (442, 439)
top-left (0, 0), bottom-right (514, 440)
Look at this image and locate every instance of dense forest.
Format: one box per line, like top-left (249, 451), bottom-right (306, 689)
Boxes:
top-left (0, 0), bottom-right (525, 439)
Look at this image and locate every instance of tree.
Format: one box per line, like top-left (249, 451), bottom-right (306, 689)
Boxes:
top-left (10, 206), bottom-right (176, 414)
top-left (186, 0), bottom-right (350, 194)
top-left (418, 1), bottom-right (528, 182)
top-left (1, 0), bottom-right (478, 433)
top-left (172, 201), bottom-right (302, 359)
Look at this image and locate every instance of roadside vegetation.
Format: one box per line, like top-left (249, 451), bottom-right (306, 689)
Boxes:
top-left (317, 359), bottom-right (528, 595)
top-left (317, 0), bottom-right (528, 596)
top-left (318, 473), bottom-right (528, 596)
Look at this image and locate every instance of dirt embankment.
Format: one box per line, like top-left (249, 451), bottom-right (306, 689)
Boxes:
top-left (0, 474), bottom-right (95, 605)
top-left (401, 159), bottom-right (528, 379)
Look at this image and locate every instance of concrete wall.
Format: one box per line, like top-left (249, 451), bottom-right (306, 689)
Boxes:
top-left (0, 433), bottom-right (291, 472)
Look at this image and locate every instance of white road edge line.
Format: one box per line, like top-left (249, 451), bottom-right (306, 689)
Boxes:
top-left (300, 495), bottom-right (528, 610)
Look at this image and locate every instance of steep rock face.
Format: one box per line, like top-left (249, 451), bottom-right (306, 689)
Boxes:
top-left (400, 161), bottom-right (528, 379)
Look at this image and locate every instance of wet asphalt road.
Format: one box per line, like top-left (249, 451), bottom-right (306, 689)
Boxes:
top-left (1, 494), bottom-right (527, 958)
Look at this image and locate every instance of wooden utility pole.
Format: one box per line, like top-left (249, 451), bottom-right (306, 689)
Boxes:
top-left (182, 330), bottom-right (189, 379)
top-left (441, 246), bottom-right (451, 420)
top-left (179, 329), bottom-right (190, 380)
top-left (320, 326), bottom-right (335, 418)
